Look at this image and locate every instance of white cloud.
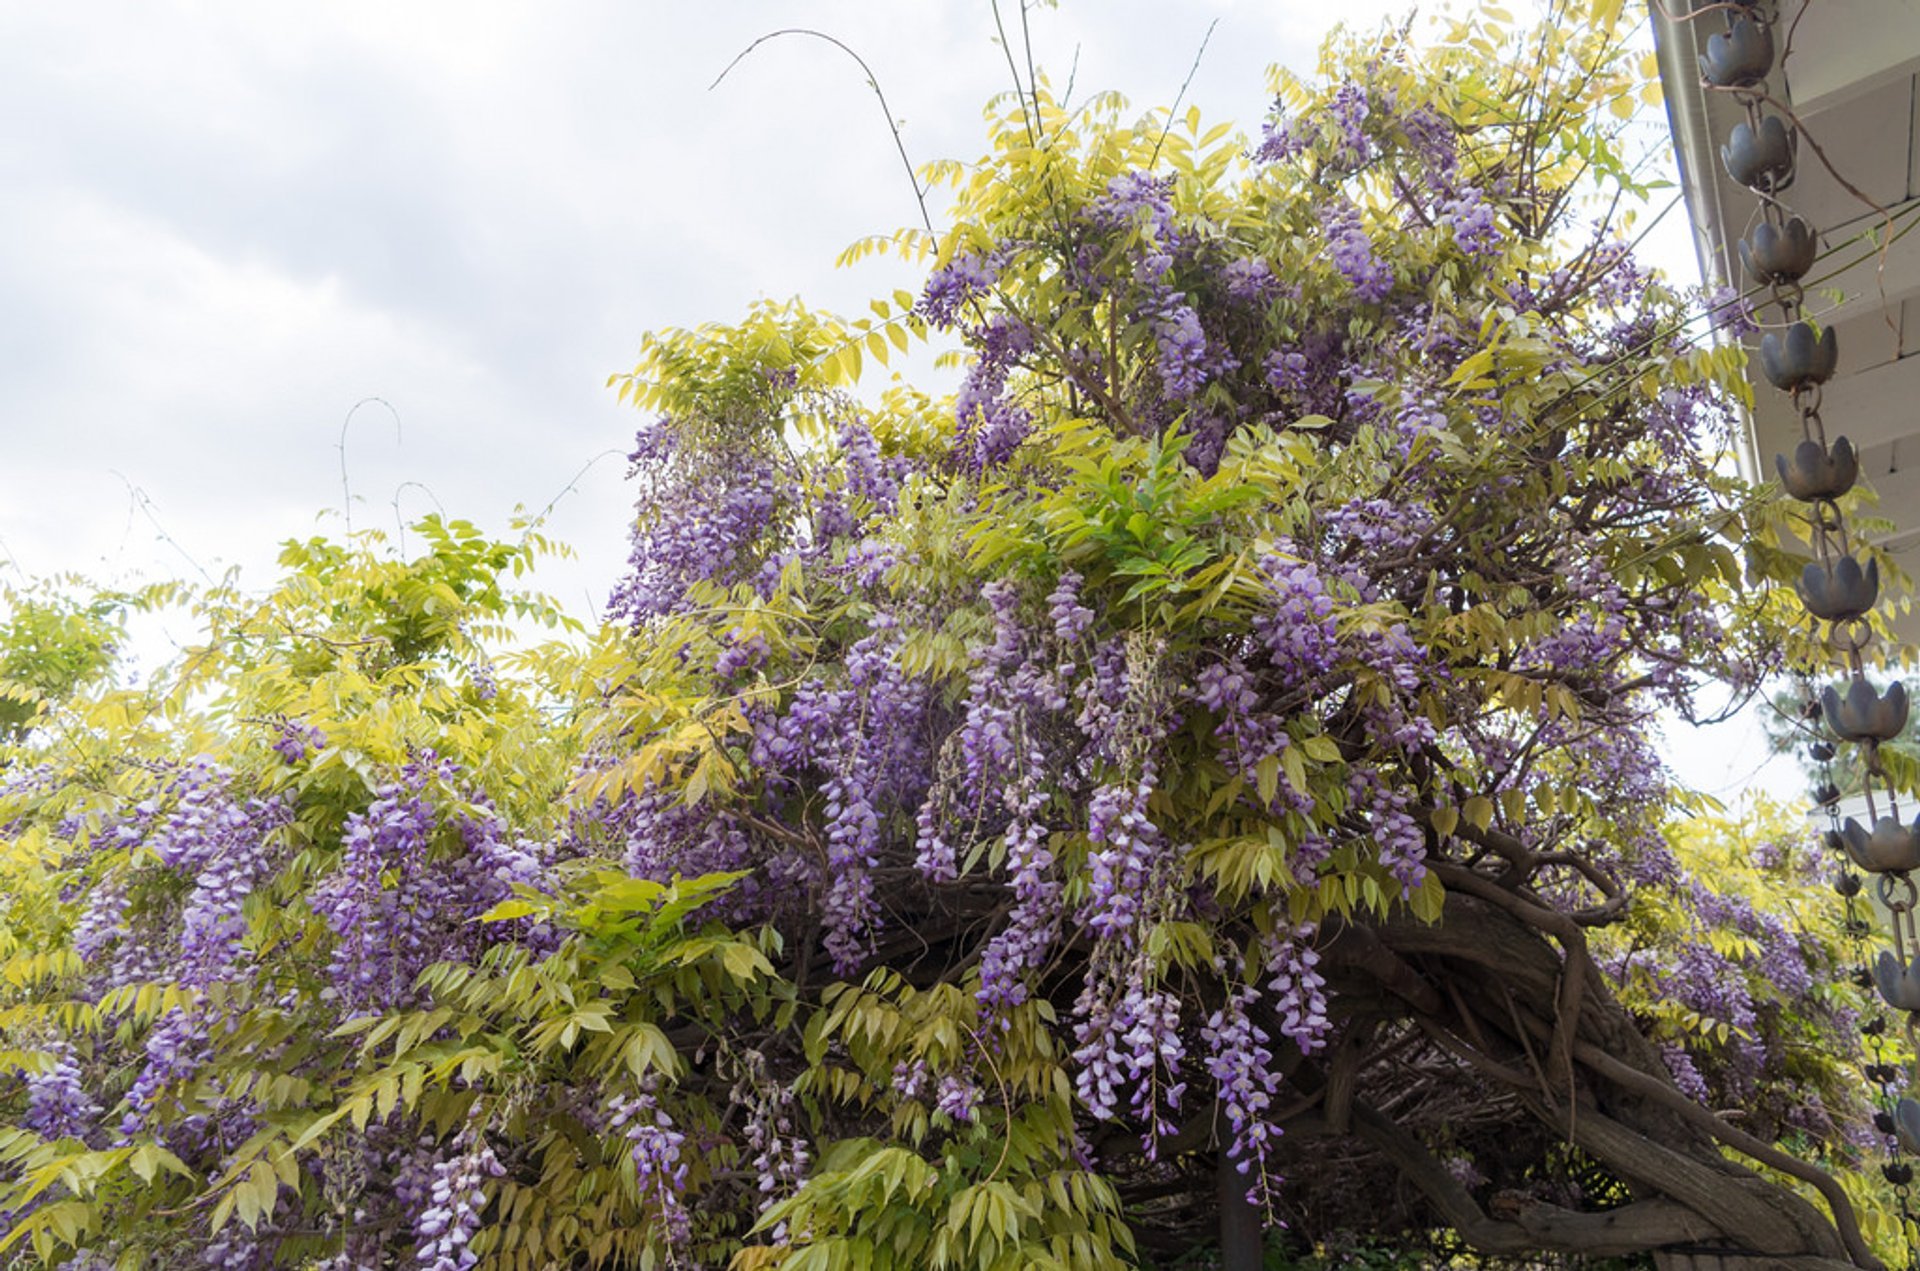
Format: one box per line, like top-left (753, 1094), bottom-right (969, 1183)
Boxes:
top-left (0, 0), bottom-right (1691, 609)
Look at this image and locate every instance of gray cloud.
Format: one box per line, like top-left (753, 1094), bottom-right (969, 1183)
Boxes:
top-left (0, 0), bottom-right (1426, 604)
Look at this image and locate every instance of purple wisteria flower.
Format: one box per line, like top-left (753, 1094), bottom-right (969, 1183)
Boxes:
top-left (952, 316), bottom-right (1036, 473)
top-left (1089, 172), bottom-right (1179, 240)
top-left (313, 760), bottom-right (547, 1012)
top-left (1265, 924), bottom-right (1331, 1054)
top-left (751, 615), bottom-right (931, 970)
top-left (1203, 961), bottom-right (1285, 1205)
top-left (413, 1126), bottom-right (505, 1271)
top-left (1441, 187), bottom-right (1502, 256)
top-left (731, 1054), bottom-right (809, 1233)
top-left (1221, 257), bottom-right (1283, 306)
top-left (1253, 114), bottom-right (1309, 164)
top-left (23, 1042), bottom-right (100, 1142)
top-left (608, 420), bottom-right (789, 624)
top-left (1084, 777), bottom-right (1163, 938)
top-left (270, 720), bottom-right (325, 764)
top-left (920, 251), bottom-right (999, 327)
top-left (119, 1006), bottom-right (209, 1140)
top-left (1254, 554), bottom-right (1339, 686)
top-left (610, 1081), bottom-right (693, 1250)
top-left (1048, 571), bottom-right (1096, 643)
top-left (1071, 972), bottom-right (1186, 1145)
top-left (1327, 83), bottom-right (1374, 169)
top-left (1319, 200), bottom-right (1394, 303)
top-left (1400, 105), bottom-right (1458, 176)
top-left (934, 1074), bottom-right (981, 1124)
top-left (977, 780), bottom-right (1062, 1011)
top-left (1194, 659), bottom-right (1300, 812)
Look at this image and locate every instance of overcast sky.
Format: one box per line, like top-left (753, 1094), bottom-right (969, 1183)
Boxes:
top-left (1, 1), bottom-right (1371, 599)
top-left (0, 1), bottom-right (1797, 797)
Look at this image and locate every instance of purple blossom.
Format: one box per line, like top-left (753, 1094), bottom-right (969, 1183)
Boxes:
top-left (23, 1042), bottom-right (100, 1142)
top-left (1327, 83), bottom-right (1374, 169)
top-left (313, 761), bottom-right (547, 1012)
top-left (1072, 974), bottom-right (1186, 1145)
top-left (1048, 571), bottom-right (1096, 643)
top-left (1253, 115), bottom-right (1309, 164)
top-left (1089, 171), bottom-right (1178, 240)
top-left (892, 1059), bottom-right (931, 1102)
top-left (1365, 781), bottom-right (1429, 892)
top-left (610, 1082), bottom-right (693, 1250)
top-left (1320, 200), bottom-right (1393, 303)
top-left (1264, 349), bottom-right (1311, 397)
top-left (270, 720), bottom-right (325, 764)
top-left (978, 790), bottom-right (1063, 1012)
top-left (934, 1074), bottom-right (981, 1123)
top-left (1203, 966), bottom-right (1285, 1206)
top-left (749, 619), bottom-right (931, 966)
top-left (314, 782), bottom-right (442, 1010)
top-left (1400, 105), bottom-right (1457, 176)
top-left (912, 792), bottom-right (957, 884)
top-left (821, 776), bottom-right (882, 972)
top-left (732, 1057), bottom-right (809, 1227)
top-left (1254, 555), bottom-right (1339, 687)
top-left (1195, 659), bottom-right (1298, 811)
top-left (1265, 924), bottom-right (1331, 1054)
top-left (920, 251), bottom-right (998, 327)
top-left (608, 422), bottom-right (787, 624)
top-left (120, 1007), bottom-right (209, 1140)
top-left (838, 420), bottom-right (899, 513)
top-left (176, 800), bottom-right (291, 987)
top-left (1263, 328), bottom-right (1348, 417)
top-left (953, 317), bottom-right (1035, 473)
top-left (715, 630), bottom-right (770, 679)
top-left (1662, 1042), bottom-right (1711, 1105)
top-left (1706, 285), bottom-right (1758, 338)
top-left (1441, 187), bottom-right (1502, 256)
top-left (1151, 303), bottom-right (1215, 399)
top-left (1074, 638), bottom-right (1131, 744)
top-left (1325, 497), bottom-right (1435, 559)
top-left (413, 1127), bottom-right (505, 1271)
top-left (1221, 257), bottom-right (1282, 306)
top-left (1083, 778), bottom-right (1162, 938)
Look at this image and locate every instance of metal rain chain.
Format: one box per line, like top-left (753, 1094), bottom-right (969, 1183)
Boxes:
top-left (1704, 0), bottom-right (1920, 1249)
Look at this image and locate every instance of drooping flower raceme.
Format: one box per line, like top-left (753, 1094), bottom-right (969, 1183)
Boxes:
top-left (413, 1126), bottom-right (505, 1271)
top-left (23, 1042), bottom-right (100, 1142)
top-left (609, 1081), bottom-right (693, 1252)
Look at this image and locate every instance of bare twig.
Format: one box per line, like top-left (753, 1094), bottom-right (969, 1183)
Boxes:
top-left (338, 397), bottom-right (402, 537)
top-left (711, 29), bottom-right (933, 237)
top-left (1149, 20), bottom-right (1220, 170)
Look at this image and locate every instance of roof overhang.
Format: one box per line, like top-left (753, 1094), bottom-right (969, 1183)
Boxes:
top-left (1650, 0), bottom-right (1920, 638)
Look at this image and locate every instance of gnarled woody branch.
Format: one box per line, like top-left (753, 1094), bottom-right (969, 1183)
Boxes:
top-left (1292, 1100), bottom-right (1865, 1270)
top-left (1318, 883), bottom-right (1885, 1268)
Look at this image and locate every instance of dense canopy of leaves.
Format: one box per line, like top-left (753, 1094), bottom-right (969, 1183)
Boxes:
top-left (1, 4), bottom-right (1911, 1270)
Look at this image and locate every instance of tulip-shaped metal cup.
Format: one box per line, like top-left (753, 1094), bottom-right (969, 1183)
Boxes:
top-left (1822, 677), bottom-right (1908, 743)
top-left (1843, 816), bottom-right (1920, 874)
top-left (1760, 320), bottom-right (1838, 391)
top-left (1700, 16), bottom-right (1774, 87)
top-left (1898, 1099), bottom-right (1920, 1156)
top-left (1774, 436), bottom-right (1858, 501)
top-left (1875, 949), bottom-right (1920, 1011)
top-left (1797, 555), bottom-right (1878, 622)
top-left (1741, 216), bottom-right (1817, 286)
top-left (1723, 116), bottom-right (1795, 190)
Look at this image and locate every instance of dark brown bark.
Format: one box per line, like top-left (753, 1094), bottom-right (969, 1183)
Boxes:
top-left (1217, 1142), bottom-right (1265, 1271)
top-left (1305, 881), bottom-right (1886, 1269)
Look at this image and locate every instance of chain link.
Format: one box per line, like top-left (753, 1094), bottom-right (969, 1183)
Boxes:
top-left (1713, 0), bottom-right (1920, 1260)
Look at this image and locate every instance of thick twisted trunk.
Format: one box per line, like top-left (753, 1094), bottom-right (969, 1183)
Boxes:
top-left (1302, 889), bottom-right (1883, 1269)
top-left (1217, 1143), bottom-right (1265, 1271)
